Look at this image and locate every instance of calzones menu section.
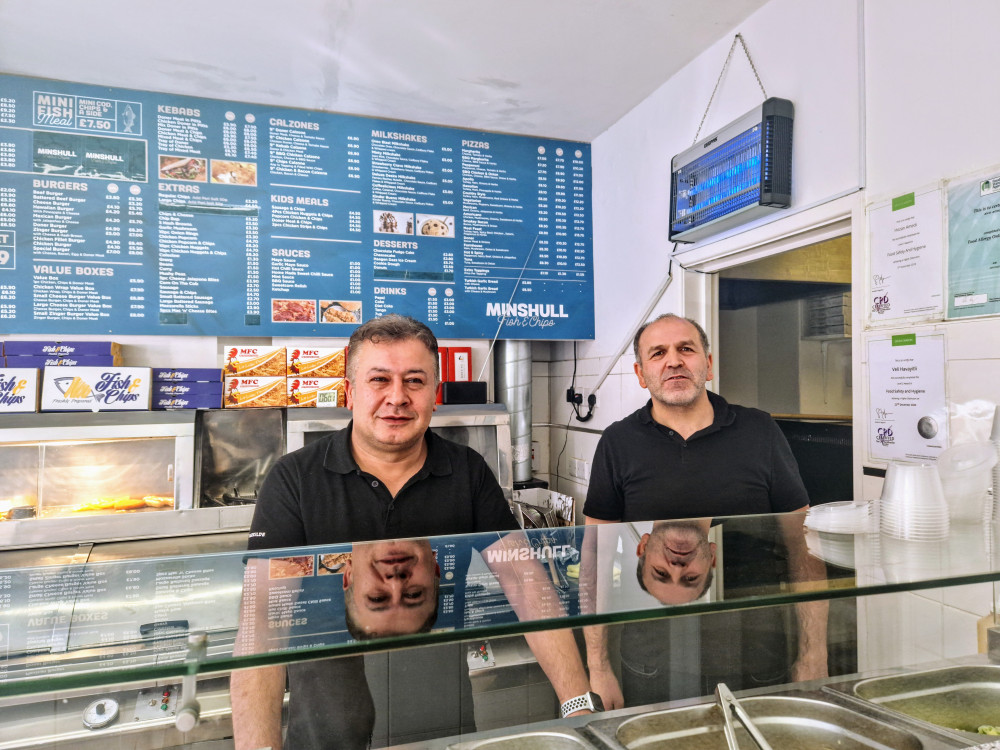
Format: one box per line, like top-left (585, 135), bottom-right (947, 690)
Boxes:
top-left (0, 74), bottom-right (594, 339)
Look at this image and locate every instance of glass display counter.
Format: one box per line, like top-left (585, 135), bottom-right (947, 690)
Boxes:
top-left (1, 510), bottom-right (998, 749)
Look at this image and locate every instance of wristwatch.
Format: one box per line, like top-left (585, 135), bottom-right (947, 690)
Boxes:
top-left (559, 691), bottom-right (604, 718)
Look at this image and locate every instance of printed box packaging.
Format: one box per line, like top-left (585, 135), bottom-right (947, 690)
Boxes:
top-left (287, 377), bottom-right (345, 407)
top-left (3, 340), bottom-right (122, 357)
top-left (153, 381), bottom-right (225, 398)
top-left (153, 393), bottom-right (224, 410)
top-left (287, 347), bottom-right (346, 378)
top-left (224, 346), bottom-right (287, 378)
top-left (153, 368), bottom-right (224, 383)
top-left (0, 369), bottom-right (40, 413)
top-left (224, 376), bottom-right (287, 408)
top-left (40, 367), bottom-right (152, 411)
top-left (6, 355), bottom-right (119, 369)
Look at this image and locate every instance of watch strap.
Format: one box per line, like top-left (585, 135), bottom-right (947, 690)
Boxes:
top-left (559, 691), bottom-right (604, 718)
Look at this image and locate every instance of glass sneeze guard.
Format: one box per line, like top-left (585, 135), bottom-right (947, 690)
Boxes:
top-left (2, 510), bottom-right (999, 699)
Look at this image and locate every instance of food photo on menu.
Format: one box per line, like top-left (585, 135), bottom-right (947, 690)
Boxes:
top-left (416, 214), bottom-right (455, 237)
top-left (210, 159), bottom-right (257, 185)
top-left (320, 300), bottom-right (362, 323)
top-left (373, 210), bottom-right (413, 234)
top-left (271, 298), bottom-right (317, 323)
top-left (158, 155), bottom-right (208, 181)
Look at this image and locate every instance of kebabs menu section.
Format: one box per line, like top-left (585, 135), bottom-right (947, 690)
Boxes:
top-left (0, 75), bottom-right (594, 339)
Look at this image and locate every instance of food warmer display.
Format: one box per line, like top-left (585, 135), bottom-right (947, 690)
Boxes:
top-left (0, 411), bottom-right (202, 549)
top-left (0, 405), bottom-right (511, 553)
top-left (1, 512), bottom-right (999, 749)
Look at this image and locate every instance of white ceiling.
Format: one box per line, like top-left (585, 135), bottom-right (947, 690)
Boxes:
top-left (0, 0), bottom-right (769, 142)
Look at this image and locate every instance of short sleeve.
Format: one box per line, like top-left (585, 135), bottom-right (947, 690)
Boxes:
top-left (247, 456), bottom-right (307, 550)
top-left (767, 420), bottom-right (810, 512)
top-left (582, 431), bottom-right (625, 521)
top-left (469, 449), bottom-right (519, 532)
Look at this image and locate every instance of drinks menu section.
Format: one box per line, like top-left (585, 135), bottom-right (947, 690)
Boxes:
top-left (0, 75), bottom-right (594, 339)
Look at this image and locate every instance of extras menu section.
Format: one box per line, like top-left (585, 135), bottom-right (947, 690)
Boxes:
top-left (0, 75), bottom-right (594, 339)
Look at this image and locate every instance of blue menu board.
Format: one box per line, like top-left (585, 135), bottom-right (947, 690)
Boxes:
top-left (0, 75), bottom-right (594, 339)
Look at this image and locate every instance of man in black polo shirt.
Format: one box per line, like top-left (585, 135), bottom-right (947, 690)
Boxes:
top-left (231, 315), bottom-right (593, 750)
top-left (582, 313), bottom-right (827, 709)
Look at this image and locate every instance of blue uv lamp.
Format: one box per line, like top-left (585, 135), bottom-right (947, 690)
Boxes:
top-left (669, 97), bottom-right (793, 243)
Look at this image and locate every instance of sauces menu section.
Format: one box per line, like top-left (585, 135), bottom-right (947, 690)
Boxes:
top-left (0, 75), bottom-right (594, 339)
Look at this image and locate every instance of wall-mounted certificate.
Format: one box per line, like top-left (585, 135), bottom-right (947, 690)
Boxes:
top-left (947, 170), bottom-right (1000, 319)
top-left (867, 333), bottom-right (947, 462)
top-left (867, 186), bottom-right (944, 324)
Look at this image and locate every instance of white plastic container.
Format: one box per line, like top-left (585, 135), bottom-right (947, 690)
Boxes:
top-left (937, 441), bottom-right (997, 524)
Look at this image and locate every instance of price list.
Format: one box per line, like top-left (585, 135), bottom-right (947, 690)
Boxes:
top-left (0, 73), bottom-right (594, 339)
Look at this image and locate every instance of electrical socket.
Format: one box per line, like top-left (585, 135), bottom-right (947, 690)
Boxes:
top-left (566, 387), bottom-right (597, 407)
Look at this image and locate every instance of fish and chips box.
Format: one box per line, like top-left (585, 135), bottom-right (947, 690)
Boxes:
top-left (287, 377), bottom-right (345, 407)
top-left (40, 367), bottom-right (151, 411)
top-left (7, 355), bottom-right (118, 369)
top-left (153, 394), bottom-right (224, 410)
top-left (0, 368), bottom-right (40, 413)
top-left (3, 340), bottom-right (122, 358)
top-left (286, 347), bottom-right (346, 378)
top-left (224, 376), bottom-right (287, 408)
top-left (152, 381), bottom-right (225, 409)
top-left (153, 368), bottom-right (224, 382)
top-left (224, 346), bottom-right (287, 377)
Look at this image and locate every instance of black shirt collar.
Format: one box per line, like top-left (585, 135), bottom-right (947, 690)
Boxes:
top-left (324, 421), bottom-right (453, 477)
top-left (638, 390), bottom-right (736, 437)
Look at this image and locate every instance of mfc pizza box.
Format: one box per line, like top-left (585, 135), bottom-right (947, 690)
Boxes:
top-left (40, 367), bottom-right (152, 411)
top-left (6, 355), bottom-right (119, 369)
top-left (0, 369), bottom-right (40, 413)
top-left (3, 340), bottom-right (122, 358)
top-left (224, 376), bottom-right (287, 408)
top-left (287, 377), bottom-right (345, 407)
top-left (287, 347), bottom-right (346, 378)
top-left (153, 368), bottom-right (225, 383)
top-left (224, 346), bottom-right (287, 377)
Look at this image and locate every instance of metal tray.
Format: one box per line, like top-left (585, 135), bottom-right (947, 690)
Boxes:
top-left (852, 665), bottom-right (1000, 738)
top-left (585, 695), bottom-right (927, 750)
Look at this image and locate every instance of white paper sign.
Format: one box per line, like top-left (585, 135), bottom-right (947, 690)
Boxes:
top-left (868, 187), bottom-right (945, 323)
top-left (868, 334), bottom-right (947, 462)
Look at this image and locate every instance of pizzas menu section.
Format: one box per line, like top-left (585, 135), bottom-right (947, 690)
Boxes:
top-left (0, 75), bottom-right (595, 339)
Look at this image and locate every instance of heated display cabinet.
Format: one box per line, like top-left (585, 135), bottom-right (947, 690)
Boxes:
top-left (1, 511), bottom-right (998, 749)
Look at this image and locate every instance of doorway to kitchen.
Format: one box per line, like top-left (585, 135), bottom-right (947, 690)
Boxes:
top-left (716, 234), bottom-right (853, 504)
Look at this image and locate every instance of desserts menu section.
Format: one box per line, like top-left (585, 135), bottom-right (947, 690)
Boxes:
top-left (0, 75), bottom-right (594, 339)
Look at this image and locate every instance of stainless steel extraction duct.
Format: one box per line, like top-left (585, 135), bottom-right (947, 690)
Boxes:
top-left (493, 340), bottom-right (532, 484)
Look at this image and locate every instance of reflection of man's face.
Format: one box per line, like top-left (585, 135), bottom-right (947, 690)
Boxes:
top-left (343, 539), bottom-right (440, 639)
top-left (637, 521), bottom-right (716, 605)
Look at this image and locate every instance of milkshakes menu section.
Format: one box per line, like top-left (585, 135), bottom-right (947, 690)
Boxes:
top-left (0, 75), bottom-right (594, 339)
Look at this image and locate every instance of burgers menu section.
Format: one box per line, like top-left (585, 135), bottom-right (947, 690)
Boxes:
top-left (0, 74), bottom-right (594, 339)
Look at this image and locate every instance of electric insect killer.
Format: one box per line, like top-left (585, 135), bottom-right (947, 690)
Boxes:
top-left (669, 97), bottom-right (793, 243)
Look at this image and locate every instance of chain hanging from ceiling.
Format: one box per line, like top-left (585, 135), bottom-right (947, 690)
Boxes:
top-left (693, 33), bottom-right (769, 144)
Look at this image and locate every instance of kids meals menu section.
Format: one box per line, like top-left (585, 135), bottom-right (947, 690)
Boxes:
top-left (0, 75), bottom-right (594, 340)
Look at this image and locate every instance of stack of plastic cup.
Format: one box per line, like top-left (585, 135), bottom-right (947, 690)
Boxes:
top-left (879, 461), bottom-right (950, 541)
top-left (936, 441), bottom-right (997, 524)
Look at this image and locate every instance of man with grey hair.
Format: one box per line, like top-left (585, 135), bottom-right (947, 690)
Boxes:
top-left (232, 314), bottom-right (593, 749)
top-left (582, 313), bottom-right (827, 709)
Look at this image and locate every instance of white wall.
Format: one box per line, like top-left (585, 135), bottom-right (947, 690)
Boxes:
top-left (543, 0), bottom-right (1000, 664)
top-left (856, 0), bottom-right (1000, 668)
top-left (544, 0), bottom-right (863, 510)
